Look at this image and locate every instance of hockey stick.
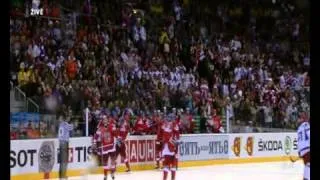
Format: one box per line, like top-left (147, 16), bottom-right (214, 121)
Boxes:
top-left (96, 119), bottom-right (102, 129)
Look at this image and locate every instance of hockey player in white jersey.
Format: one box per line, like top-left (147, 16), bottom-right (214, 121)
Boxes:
top-left (297, 111), bottom-right (310, 180)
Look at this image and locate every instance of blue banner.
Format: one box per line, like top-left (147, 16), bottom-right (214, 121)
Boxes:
top-left (10, 112), bottom-right (40, 130)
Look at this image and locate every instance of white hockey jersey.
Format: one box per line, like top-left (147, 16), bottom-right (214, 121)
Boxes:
top-left (297, 121), bottom-right (310, 157)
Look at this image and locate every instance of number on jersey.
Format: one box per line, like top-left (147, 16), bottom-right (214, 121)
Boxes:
top-left (298, 124), bottom-right (310, 141)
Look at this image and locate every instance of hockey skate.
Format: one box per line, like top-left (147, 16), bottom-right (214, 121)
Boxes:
top-left (111, 173), bottom-right (115, 180)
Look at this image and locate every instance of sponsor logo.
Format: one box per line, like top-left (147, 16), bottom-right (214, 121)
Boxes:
top-left (284, 136), bottom-right (292, 155)
top-left (38, 141), bottom-right (55, 173)
top-left (179, 140), bottom-right (228, 156)
top-left (258, 139), bottom-right (283, 152)
top-left (232, 137), bottom-right (241, 157)
top-left (208, 140), bottom-right (229, 155)
top-left (129, 140), bottom-right (155, 163)
top-left (179, 141), bottom-right (200, 156)
top-left (10, 149), bottom-right (37, 168)
top-left (245, 136), bottom-right (254, 156)
top-left (284, 136), bottom-right (298, 155)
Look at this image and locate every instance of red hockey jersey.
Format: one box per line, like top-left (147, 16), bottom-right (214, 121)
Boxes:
top-left (118, 120), bottom-right (130, 141)
top-left (94, 122), bottom-right (117, 154)
top-left (133, 116), bottom-right (148, 134)
top-left (159, 121), bottom-right (180, 155)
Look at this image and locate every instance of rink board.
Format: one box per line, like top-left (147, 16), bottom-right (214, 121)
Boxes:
top-left (11, 133), bottom-right (299, 180)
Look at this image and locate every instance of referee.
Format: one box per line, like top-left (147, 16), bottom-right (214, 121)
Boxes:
top-left (58, 112), bottom-right (74, 180)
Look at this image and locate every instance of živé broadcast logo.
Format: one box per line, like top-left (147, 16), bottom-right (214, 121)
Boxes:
top-left (245, 136), bottom-right (254, 156)
top-left (232, 137), bottom-right (241, 157)
top-left (30, 0), bottom-right (44, 16)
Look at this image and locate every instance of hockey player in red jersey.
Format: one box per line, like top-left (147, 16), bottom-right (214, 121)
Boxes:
top-left (116, 113), bottom-right (131, 172)
top-left (155, 111), bottom-right (164, 169)
top-left (133, 111), bottom-right (148, 135)
top-left (91, 113), bottom-right (108, 166)
top-left (159, 114), bottom-right (180, 180)
top-left (93, 115), bottom-right (118, 180)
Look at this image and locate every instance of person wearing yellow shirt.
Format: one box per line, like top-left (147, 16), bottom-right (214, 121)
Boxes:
top-left (18, 64), bottom-right (38, 96)
top-left (159, 28), bottom-right (169, 45)
top-left (26, 66), bottom-right (36, 84)
top-left (17, 63), bottom-right (29, 87)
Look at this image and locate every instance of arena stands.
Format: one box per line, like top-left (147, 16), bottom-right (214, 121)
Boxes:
top-left (10, 0), bottom-right (309, 139)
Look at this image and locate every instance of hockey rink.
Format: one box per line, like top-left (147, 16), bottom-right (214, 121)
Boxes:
top-left (50, 161), bottom-right (304, 180)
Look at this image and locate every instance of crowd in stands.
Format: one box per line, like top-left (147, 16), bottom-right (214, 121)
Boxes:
top-left (10, 0), bottom-right (309, 139)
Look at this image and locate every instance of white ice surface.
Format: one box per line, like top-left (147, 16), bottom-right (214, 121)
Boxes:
top-left (50, 161), bottom-right (304, 180)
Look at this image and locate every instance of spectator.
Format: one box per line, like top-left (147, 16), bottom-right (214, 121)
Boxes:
top-left (10, 127), bottom-right (18, 140)
top-left (244, 121), bottom-right (253, 133)
top-left (206, 109), bottom-right (224, 133)
top-left (249, 100), bottom-right (257, 124)
top-left (26, 121), bottom-right (40, 138)
top-left (65, 51), bottom-right (79, 80)
top-left (17, 63), bottom-right (28, 87)
top-left (260, 102), bottom-right (273, 128)
top-left (226, 97), bottom-right (234, 123)
top-left (179, 108), bottom-right (194, 134)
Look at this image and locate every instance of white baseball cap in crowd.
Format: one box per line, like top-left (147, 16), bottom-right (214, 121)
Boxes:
top-left (20, 62), bottom-right (25, 69)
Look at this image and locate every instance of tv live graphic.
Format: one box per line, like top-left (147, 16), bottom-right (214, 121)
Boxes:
top-left (179, 135), bottom-right (229, 161)
top-left (230, 133), bottom-right (298, 158)
top-left (30, 0), bottom-right (44, 16)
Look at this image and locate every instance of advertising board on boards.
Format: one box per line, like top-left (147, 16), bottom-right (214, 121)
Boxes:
top-left (11, 136), bottom-right (157, 176)
top-left (11, 133), bottom-right (298, 176)
top-left (229, 133), bottom-right (298, 158)
top-left (11, 138), bottom-right (92, 175)
top-left (179, 134), bottom-right (229, 161)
